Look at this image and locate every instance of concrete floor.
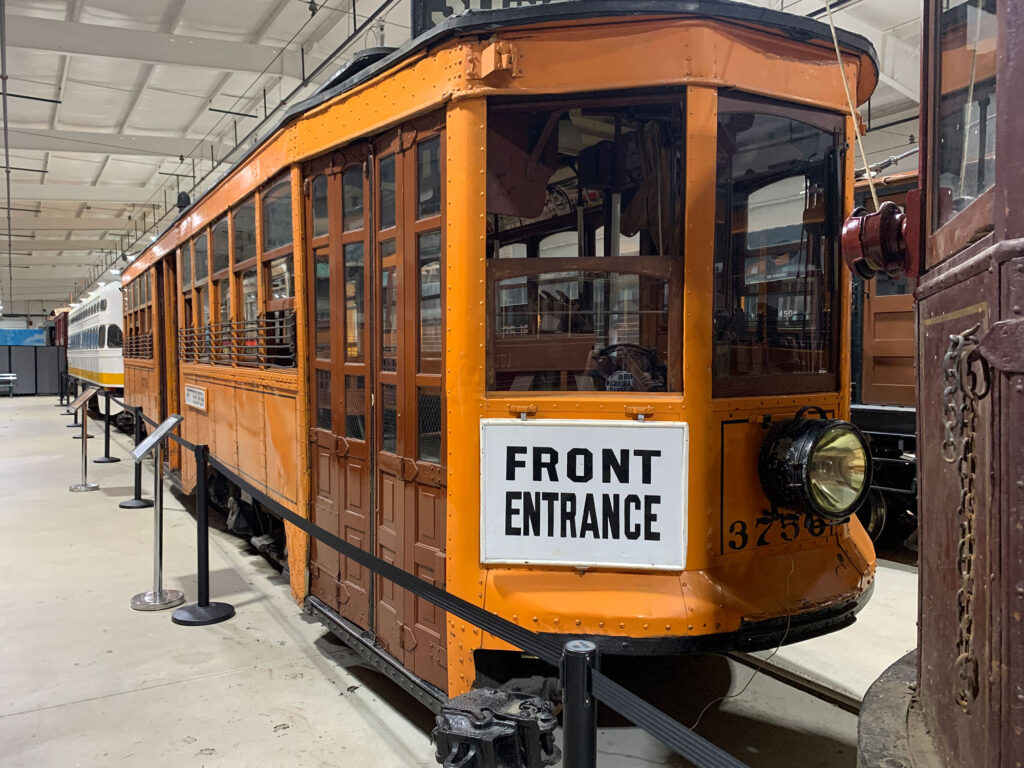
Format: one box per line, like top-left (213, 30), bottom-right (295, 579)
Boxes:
top-left (0, 396), bottom-right (435, 767)
top-left (0, 395), bottom-right (916, 767)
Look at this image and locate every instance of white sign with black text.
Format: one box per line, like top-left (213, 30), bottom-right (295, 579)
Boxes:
top-left (184, 385), bottom-right (207, 412)
top-left (480, 419), bottom-right (688, 570)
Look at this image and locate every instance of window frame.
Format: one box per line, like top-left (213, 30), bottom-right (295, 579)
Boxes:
top-left (711, 94), bottom-right (845, 398)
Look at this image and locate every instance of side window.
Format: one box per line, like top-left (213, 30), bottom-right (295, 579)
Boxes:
top-left (98, 325), bottom-right (106, 349)
top-left (712, 103), bottom-right (842, 397)
top-left (261, 175), bottom-right (296, 368)
top-left (933, 0), bottom-right (997, 230)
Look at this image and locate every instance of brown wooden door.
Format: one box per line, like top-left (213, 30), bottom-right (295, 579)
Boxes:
top-left (306, 123), bottom-right (446, 692)
top-left (307, 149), bottom-right (373, 631)
top-left (861, 275), bottom-right (915, 406)
top-left (371, 125), bottom-right (447, 691)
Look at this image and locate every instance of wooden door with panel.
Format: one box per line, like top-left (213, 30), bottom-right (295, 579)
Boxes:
top-left (306, 150), bottom-right (374, 632)
top-left (372, 121), bottom-right (448, 691)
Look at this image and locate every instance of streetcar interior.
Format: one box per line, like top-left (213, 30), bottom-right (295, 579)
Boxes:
top-left (486, 98), bottom-right (683, 393)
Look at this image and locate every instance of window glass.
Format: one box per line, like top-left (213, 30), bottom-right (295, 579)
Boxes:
top-left (934, 0), bottom-right (997, 228)
top-left (379, 155), bottom-right (396, 230)
top-left (194, 234), bottom-right (208, 282)
top-left (263, 180), bottom-right (293, 252)
top-left (712, 108), bottom-right (841, 396)
top-left (418, 231), bottom-right (442, 367)
top-left (345, 375), bottom-right (366, 440)
top-left (98, 325), bottom-right (106, 349)
top-left (181, 248), bottom-right (192, 288)
top-left (107, 324), bottom-right (123, 349)
top-left (486, 102), bottom-right (683, 392)
top-left (417, 136), bottom-right (442, 219)
top-left (343, 166), bottom-right (364, 231)
top-left (380, 239), bottom-right (397, 372)
top-left (344, 243), bottom-right (365, 361)
top-left (212, 218), bottom-right (230, 273)
top-left (315, 252), bottom-right (331, 359)
top-left (268, 255), bottom-right (294, 299)
top-left (234, 201), bottom-right (257, 265)
top-left (101, 298), bottom-right (108, 311)
top-left (242, 268), bottom-right (258, 361)
top-left (312, 175), bottom-right (329, 238)
top-left (242, 269), bottom-right (258, 321)
top-left (217, 279), bottom-right (230, 326)
top-left (316, 369), bottom-right (332, 431)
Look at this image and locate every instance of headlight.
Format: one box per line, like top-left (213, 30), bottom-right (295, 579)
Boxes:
top-left (758, 406), bottom-right (872, 523)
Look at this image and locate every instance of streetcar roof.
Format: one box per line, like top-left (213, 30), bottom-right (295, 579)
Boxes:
top-left (156, 0), bottom-right (877, 256)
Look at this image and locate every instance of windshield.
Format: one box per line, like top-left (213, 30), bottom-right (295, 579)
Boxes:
top-left (486, 98), bottom-right (683, 393)
top-left (712, 99), bottom-right (843, 397)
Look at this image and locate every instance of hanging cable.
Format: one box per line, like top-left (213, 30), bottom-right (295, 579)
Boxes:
top-left (1, 0), bottom-right (14, 305)
top-left (823, 0), bottom-right (878, 209)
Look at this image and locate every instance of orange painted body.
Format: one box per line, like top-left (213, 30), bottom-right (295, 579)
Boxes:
top-left (121, 9), bottom-right (878, 696)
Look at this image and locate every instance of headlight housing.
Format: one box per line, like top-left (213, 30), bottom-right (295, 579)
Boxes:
top-left (758, 406), bottom-right (872, 523)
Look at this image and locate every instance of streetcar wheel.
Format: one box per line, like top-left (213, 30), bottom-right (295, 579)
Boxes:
top-left (856, 489), bottom-right (887, 542)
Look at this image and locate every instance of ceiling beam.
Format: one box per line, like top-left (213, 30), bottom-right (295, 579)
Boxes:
top-left (6, 14), bottom-right (321, 79)
top-left (7, 127), bottom-right (229, 158)
top-left (9, 239), bottom-right (118, 251)
top-left (3, 183), bottom-right (164, 204)
top-left (8, 216), bottom-right (132, 231)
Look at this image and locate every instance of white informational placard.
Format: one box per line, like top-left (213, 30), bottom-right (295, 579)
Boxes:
top-left (480, 419), bottom-right (688, 571)
top-left (184, 385), bottom-right (207, 411)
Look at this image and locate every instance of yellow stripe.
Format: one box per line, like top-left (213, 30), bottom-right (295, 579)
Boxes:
top-left (922, 301), bottom-right (987, 327)
top-left (69, 367), bottom-right (124, 387)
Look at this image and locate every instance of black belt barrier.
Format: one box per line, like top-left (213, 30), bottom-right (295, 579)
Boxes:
top-left (69, 375), bottom-right (749, 768)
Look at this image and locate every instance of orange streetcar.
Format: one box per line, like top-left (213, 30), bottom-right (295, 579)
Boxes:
top-left (122, 0), bottom-right (880, 702)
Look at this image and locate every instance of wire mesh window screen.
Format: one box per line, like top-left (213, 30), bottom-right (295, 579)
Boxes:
top-left (316, 369), bottom-right (332, 431)
top-left (418, 387), bottom-right (442, 464)
top-left (345, 375), bottom-right (367, 441)
top-left (381, 383), bottom-right (397, 453)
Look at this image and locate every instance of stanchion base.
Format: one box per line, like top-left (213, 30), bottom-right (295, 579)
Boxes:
top-left (94, 456), bottom-right (121, 463)
top-left (55, 404), bottom-right (70, 409)
top-left (69, 483), bottom-right (100, 492)
top-left (72, 434), bottom-right (93, 439)
top-left (66, 422), bottom-right (80, 427)
top-left (131, 589), bottom-right (185, 611)
top-left (119, 497), bottom-right (154, 509)
top-left (171, 602), bottom-right (235, 626)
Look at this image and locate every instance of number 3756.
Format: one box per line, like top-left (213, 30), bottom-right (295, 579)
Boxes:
top-left (726, 512), bottom-right (827, 551)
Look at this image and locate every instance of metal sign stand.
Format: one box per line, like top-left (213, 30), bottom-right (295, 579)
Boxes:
top-left (68, 386), bottom-right (101, 493)
top-left (130, 414), bottom-right (186, 612)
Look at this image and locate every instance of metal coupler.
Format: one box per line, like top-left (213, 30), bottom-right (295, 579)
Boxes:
top-left (432, 688), bottom-right (560, 768)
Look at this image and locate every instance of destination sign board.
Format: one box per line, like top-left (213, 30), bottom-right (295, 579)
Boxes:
top-left (480, 419), bottom-right (688, 570)
top-left (413, 0), bottom-right (565, 37)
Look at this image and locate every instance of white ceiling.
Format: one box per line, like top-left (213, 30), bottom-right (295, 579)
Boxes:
top-left (0, 0), bottom-right (921, 316)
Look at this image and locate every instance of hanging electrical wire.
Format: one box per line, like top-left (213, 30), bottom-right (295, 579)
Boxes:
top-left (823, 0), bottom-right (879, 210)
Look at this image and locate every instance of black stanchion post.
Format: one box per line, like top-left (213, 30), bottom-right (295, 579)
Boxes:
top-left (119, 407), bottom-right (153, 509)
top-left (562, 640), bottom-right (598, 768)
top-left (94, 390), bottom-right (120, 464)
top-left (54, 371), bottom-right (66, 407)
top-left (172, 444), bottom-right (235, 626)
top-left (60, 375), bottom-right (75, 414)
top-left (67, 381), bottom-right (80, 427)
